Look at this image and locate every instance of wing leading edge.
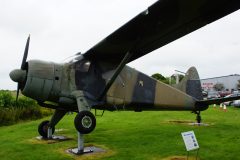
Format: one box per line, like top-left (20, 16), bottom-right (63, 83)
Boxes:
top-left (83, 0), bottom-right (240, 65)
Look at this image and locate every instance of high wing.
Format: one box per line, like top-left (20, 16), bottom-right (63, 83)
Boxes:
top-left (83, 0), bottom-right (240, 66)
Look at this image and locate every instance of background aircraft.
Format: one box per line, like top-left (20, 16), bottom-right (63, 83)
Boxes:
top-left (9, 0), bottom-right (240, 138)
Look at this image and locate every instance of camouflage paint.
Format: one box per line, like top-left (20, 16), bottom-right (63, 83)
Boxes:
top-left (105, 65), bottom-right (196, 111)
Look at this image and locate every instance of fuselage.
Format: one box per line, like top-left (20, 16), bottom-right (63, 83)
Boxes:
top-left (20, 57), bottom-right (197, 112)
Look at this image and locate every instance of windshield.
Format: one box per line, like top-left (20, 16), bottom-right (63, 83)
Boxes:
top-left (62, 52), bottom-right (83, 63)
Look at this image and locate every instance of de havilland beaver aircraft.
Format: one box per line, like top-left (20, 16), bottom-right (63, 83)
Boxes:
top-left (10, 0), bottom-right (240, 138)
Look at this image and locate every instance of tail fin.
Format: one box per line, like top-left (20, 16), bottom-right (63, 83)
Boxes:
top-left (173, 67), bottom-right (240, 111)
top-left (173, 67), bottom-right (203, 100)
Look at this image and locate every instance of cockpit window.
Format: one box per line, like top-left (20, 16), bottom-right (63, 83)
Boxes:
top-left (82, 61), bottom-right (91, 72)
top-left (75, 60), bottom-right (91, 72)
top-left (63, 53), bottom-right (83, 63)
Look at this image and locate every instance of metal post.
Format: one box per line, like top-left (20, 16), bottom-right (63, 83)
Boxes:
top-left (47, 128), bottom-right (53, 139)
top-left (176, 73), bottom-right (179, 84)
top-left (196, 149), bottom-right (199, 160)
top-left (77, 132), bottom-right (84, 154)
top-left (68, 132), bottom-right (94, 155)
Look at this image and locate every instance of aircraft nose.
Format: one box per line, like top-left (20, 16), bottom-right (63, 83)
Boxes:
top-left (9, 69), bottom-right (26, 83)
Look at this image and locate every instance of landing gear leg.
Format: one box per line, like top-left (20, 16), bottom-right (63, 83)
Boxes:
top-left (70, 91), bottom-right (96, 154)
top-left (72, 91), bottom-right (96, 134)
top-left (38, 109), bottom-right (67, 139)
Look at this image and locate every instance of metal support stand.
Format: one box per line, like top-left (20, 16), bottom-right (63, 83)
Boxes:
top-left (196, 149), bottom-right (199, 160)
top-left (47, 128), bottom-right (53, 139)
top-left (195, 111), bottom-right (201, 126)
top-left (77, 132), bottom-right (84, 154)
top-left (69, 132), bottom-right (93, 155)
top-left (186, 149), bottom-right (200, 160)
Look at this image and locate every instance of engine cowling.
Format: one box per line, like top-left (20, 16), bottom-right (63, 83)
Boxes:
top-left (22, 60), bottom-right (55, 102)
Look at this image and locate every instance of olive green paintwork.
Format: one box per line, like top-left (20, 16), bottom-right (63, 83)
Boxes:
top-left (21, 59), bottom-right (199, 112)
top-left (105, 66), bottom-right (196, 111)
top-left (84, 0), bottom-right (240, 66)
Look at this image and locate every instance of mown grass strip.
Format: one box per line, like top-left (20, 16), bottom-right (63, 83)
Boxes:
top-left (0, 106), bottom-right (239, 160)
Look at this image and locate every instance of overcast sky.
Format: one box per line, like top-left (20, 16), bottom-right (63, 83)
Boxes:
top-left (1, 0), bottom-right (240, 90)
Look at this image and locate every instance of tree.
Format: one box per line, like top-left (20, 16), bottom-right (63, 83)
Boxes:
top-left (170, 74), bottom-right (185, 84)
top-left (151, 73), bottom-right (169, 84)
top-left (151, 73), bottom-right (185, 85)
top-left (151, 73), bottom-right (166, 81)
top-left (179, 74), bottom-right (185, 81)
top-left (213, 83), bottom-right (225, 91)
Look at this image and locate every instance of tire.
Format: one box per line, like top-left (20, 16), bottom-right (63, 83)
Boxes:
top-left (74, 111), bottom-right (96, 134)
top-left (38, 120), bottom-right (55, 138)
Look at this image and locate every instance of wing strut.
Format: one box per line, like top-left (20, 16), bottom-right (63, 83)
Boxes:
top-left (98, 51), bottom-right (132, 101)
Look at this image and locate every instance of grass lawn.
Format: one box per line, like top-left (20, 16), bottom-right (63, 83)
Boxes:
top-left (0, 106), bottom-right (239, 160)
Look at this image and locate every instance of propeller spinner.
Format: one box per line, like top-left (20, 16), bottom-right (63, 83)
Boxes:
top-left (9, 36), bottom-right (30, 101)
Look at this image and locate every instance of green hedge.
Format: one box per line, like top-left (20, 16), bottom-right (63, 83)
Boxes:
top-left (0, 90), bottom-right (53, 126)
top-left (0, 90), bottom-right (13, 107)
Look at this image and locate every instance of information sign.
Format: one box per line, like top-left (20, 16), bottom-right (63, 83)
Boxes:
top-left (181, 131), bottom-right (199, 151)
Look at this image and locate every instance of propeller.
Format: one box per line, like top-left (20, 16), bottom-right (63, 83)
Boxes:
top-left (9, 35), bottom-right (30, 101)
top-left (21, 35), bottom-right (30, 69)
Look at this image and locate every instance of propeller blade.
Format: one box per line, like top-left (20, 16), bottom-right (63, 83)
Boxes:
top-left (21, 35), bottom-right (30, 69)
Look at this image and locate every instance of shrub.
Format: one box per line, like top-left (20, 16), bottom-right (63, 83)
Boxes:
top-left (16, 96), bottom-right (37, 108)
top-left (0, 90), bottom-right (14, 108)
top-left (0, 90), bottom-right (53, 126)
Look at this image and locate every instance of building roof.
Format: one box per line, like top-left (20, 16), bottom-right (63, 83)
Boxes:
top-left (201, 74), bottom-right (240, 81)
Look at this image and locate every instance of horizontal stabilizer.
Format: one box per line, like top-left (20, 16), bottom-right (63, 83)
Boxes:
top-left (196, 95), bottom-right (240, 106)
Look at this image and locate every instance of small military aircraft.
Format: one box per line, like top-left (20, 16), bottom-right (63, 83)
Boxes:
top-left (9, 0), bottom-right (240, 138)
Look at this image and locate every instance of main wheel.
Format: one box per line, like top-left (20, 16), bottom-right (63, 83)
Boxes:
top-left (74, 111), bottom-right (96, 134)
top-left (38, 120), bottom-right (55, 138)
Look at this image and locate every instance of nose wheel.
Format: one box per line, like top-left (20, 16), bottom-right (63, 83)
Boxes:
top-left (74, 111), bottom-right (96, 134)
